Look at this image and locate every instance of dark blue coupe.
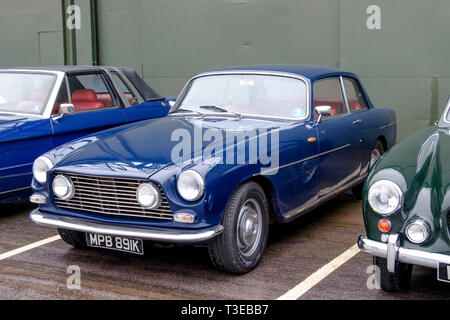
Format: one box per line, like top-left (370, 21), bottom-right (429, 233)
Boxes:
top-left (30, 65), bottom-right (396, 273)
top-left (0, 66), bottom-right (171, 203)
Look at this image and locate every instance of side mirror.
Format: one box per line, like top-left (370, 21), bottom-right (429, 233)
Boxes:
top-left (168, 100), bottom-right (176, 108)
top-left (60, 103), bottom-right (75, 114)
top-left (315, 106), bottom-right (332, 123)
top-left (52, 103), bottom-right (74, 121)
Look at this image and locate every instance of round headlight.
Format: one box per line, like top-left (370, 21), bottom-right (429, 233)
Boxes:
top-left (368, 180), bottom-right (403, 216)
top-left (52, 175), bottom-right (74, 200)
top-left (177, 170), bottom-right (205, 202)
top-left (33, 156), bottom-right (54, 185)
top-left (405, 220), bottom-right (430, 244)
top-left (136, 183), bottom-right (160, 209)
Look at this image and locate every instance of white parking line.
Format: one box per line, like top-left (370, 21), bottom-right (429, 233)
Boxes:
top-left (0, 235), bottom-right (61, 261)
top-left (277, 244), bottom-right (360, 300)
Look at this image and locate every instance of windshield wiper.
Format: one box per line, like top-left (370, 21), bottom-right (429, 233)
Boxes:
top-left (169, 108), bottom-right (203, 115)
top-left (199, 105), bottom-right (242, 118)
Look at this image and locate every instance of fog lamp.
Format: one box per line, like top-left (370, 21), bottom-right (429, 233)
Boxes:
top-left (405, 220), bottom-right (430, 244)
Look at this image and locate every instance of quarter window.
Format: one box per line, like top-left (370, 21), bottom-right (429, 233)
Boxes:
top-left (343, 78), bottom-right (368, 112)
top-left (111, 72), bottom-right (139, 105)
top-left (313, 78), bottom-right (347, 119)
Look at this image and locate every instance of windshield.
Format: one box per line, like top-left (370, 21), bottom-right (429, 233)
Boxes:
top-left (0, 72), bottom-right (56, 115)
top-left (446, 104), bottom-right (450, 123)
top-left (174, 74), bottom-right (308, 119)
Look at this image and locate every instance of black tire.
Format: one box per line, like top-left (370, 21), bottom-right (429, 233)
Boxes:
top-left (352, 140), bottom-right (385, 199)
top-left (208, 182), bottom-right (269, 274)
top-left (58, 228), bottom-right (87, 249)
top-left (374, 256), bottom-right (412, 292)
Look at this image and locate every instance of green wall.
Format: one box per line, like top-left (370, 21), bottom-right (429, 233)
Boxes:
top-left (1, 0), bottom-right (449, 139)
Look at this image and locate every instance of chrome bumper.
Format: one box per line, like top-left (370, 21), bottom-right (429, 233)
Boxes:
top-left (358, 234), bottom-right (450, 272)
top-left (30, 209), bottom-right (223, 244)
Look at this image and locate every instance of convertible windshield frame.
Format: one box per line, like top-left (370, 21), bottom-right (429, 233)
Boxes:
top-left (0, 69), bottom-right (65, 119)
top-left (439, 96), bottom-right (450, 127)
top-left (170, 71), bottom-right (311, 121)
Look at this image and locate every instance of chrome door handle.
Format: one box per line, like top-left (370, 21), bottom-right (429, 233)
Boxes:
top-left (353, 119), bottom-right (363, 125)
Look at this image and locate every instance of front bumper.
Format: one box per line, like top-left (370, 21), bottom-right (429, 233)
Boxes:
top-left (30, 209), bottom-right (223, 244)
top-left (358, 234), bottom-right (450, 272)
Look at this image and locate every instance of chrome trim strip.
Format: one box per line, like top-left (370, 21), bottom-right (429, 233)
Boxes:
top-left (0, 186), bottom-right (31, 196)
top-left (380, 121), bottom-right (397, 130)
top-left (171, 70), bottom-right (311, 121)
top-left (257, 143), bottom-right (351, 176)
top-left (358, 235), bottom-right (450, 270)
top-left (30, 209), bottom-right (224, 244)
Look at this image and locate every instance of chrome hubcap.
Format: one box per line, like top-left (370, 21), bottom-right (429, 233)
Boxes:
top-left (370, 149), bottom-right (381, 169)
top-left (237, 199), bottom-right (262, 257)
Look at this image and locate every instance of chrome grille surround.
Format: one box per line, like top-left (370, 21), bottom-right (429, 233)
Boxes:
top-left (53, 172), bottom-right (173, 221)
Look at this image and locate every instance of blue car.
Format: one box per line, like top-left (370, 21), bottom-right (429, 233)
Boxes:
top-left (0, 66), bottom-right (171, 203)
top-left (29, 65), bottom-right (396, 274)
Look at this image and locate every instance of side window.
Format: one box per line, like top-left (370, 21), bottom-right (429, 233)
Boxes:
top-left (343, 78), bottom-right (368, 112)
top-left (67, 73), bottom-right (117, 112)
top-left (313, 78), bottom-right (347, 119)
top-left (111, 72), bottom-right (139, 105)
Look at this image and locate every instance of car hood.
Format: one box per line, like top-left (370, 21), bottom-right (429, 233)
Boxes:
top-left (372, 125), bottom-right (450, 214)
top-left (52, 115), bottom-right (292, 179)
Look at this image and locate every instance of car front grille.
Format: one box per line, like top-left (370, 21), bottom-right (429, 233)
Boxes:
top-left (53, 172), bottom-right (173, 221)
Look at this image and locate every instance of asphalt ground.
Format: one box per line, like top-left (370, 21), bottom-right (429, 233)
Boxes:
top-left (0, 193), bottom-right (448, 300)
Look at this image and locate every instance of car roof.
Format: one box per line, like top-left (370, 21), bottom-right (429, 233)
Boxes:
top-left (201, 64), bottom-right (357, 81)
top-left (0, 65), bottom-right (125, 74)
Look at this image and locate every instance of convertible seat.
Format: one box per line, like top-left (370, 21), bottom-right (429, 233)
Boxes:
top-left (71, 89), bottom-right (104, 111)
top-left (348, 100), bottom-right (362, 111)
top-left (313, 98), bottom-right (343, 117)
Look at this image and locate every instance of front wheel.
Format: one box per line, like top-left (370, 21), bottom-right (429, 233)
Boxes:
top-left (374, 256), bottom-right (412, 292)
top-left (208, 182), bottom-right (269, 274)
top-left (58, 229), bottom-right (87, 249)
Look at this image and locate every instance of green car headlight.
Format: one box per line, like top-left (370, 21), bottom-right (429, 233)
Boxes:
top-left (368, 180), bottom-right (403, 216)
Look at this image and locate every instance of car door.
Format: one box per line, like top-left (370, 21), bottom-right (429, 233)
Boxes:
top-left (314, 77), bottom-right (363, 198)
top-left (341, 76), bottom-right (372, 176)
top-left (51, 72), bottom-right (127, 147)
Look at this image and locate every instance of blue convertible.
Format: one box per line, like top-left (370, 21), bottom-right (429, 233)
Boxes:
top-left (0, 66), bottom-right (170, 203)
top-left (29, 65), bottom-right (396, 274)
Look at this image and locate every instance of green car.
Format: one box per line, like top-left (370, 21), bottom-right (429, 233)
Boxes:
top-left (358, 98), bottom-right (450, 292)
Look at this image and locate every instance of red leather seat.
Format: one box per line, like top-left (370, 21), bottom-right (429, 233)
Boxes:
top-left (71, 89), bottom-right (104, 111)
top-left (348, 100), bottom-right (362, 111)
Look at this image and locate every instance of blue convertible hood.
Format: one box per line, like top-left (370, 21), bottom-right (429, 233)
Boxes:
top-left (53, 115), bottom-right (291, 178)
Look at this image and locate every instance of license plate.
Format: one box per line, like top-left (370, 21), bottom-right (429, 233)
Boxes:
top-left (86, 233), bottom-right (144, 255)
top-left (437, 262), bottom-right (450, 283)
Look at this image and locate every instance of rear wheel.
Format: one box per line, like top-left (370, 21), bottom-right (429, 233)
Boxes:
top-left (374, 256), bottom-right (413, 292)
top-left (208, 182), bottom-right (269, 274)
top-left (353, 140), bottom-right (385, 199)
top-left (58, 229), bottom-right (87, 249)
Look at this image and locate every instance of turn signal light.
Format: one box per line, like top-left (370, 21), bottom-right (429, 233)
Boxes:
top-left (378, 219), bottom-right (392, 233)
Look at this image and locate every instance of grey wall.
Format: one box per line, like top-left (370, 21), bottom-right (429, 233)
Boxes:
top-left (1, 0), bottom-right (449, 139)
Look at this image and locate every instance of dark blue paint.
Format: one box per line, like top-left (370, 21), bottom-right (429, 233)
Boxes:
top-left (32, 66), bottom-right (396, 236)
top-left (0, 101), bottom-right (170, 203)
